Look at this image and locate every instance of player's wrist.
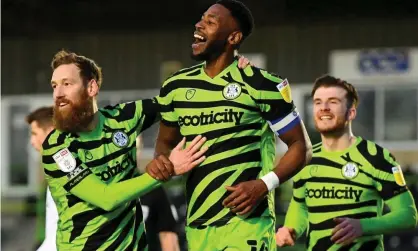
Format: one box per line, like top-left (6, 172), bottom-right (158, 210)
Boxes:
top-left (260, 171), bottom-right (280, 192)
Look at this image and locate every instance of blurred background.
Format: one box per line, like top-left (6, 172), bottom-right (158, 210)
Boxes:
top-left (1, 0), bottom-right (418, 250)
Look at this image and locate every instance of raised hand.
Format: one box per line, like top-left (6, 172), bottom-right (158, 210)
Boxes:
top-left (237, 55), bottom-right (254, 69)
top-left (170, 135), bottom-right (208, 175)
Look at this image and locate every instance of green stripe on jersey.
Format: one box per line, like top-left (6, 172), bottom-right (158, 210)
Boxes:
top-left (289, 137), bottom-right (408, 251)
top-left (156, 60), bottom-right (297, 227)
top-left (42, 99), bottom-right (159, 250)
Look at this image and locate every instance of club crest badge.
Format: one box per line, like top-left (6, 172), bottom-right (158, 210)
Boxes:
top-left (341, 162), bottom-right (359, 179)
top-left (112, 131), bottom-right (130, 148)
top-left (223, 82), bottom-right (242, 100)
top-left (53, 148), bottom-right (77, 173)
top-left (186, 89), bottom-right (196, 100)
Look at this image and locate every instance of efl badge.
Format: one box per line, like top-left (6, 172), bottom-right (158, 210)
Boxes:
top-left (112, 131), bottom-right (130, 148)
top-left (223, 83), bottom-right (242, 100)
top-left (276, 79), bottom-right (292, 103)
top-left (53, 148), bottom-right (77, 173)
top-left (342, 162), bottom-right (359, 179)
top-left (392, 166), bottom-right (406, 186)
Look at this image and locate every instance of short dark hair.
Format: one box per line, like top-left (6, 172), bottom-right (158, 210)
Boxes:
top-left (26, 106), bottom-right (54, 129)
top-left (51, 50), bottom-right (103, 88)
top-left (311, 74), bottom-right (359, 109)
top-left (216, 0), bottom-right (254, 41)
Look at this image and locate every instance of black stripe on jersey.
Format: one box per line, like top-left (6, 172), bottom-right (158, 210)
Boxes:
top-left (189, 166), bottom-right (262, 227)
top-left (293, 196), bottom-right (305, 203)
top-left (308, 200), bottom-right (377, 213)
top-left (67, 194), bottom-right (83, 208)
top-left (189, 170), bottom-right (235, 216)
top-left (310, 235), bottom-right (335, 251)
top-left (101, 102), bottom-right (136, 122)
top-left (160, 80), bottom-right (222, 97)
top-left (185, 122), bottom-right (262, 141)
top-left (125, 202), bottom-right (144, 251)
top-left (356, 140), bottom-right (408, 200)
top-left (82, 201), bottom-right (136, 251)
top-left (137, 231), bottom-right (148, 251)
top-left (186, 149), bottom-right (261, 204)
top-left (259, 100), bottom-right (295, 122)
top-left (161, 119), bottom-right (179, 127)
top-left (172, 100), bottom-right (258, 112)
top-left (42, 130), bottom-right (68, 149)
top-left (247, 198), bottom-right (269, 219)
top-left (140, 99), bottom-right (160, 132)
top-left (64, 168), bottom-right (92, 191)
top-left (294, 177), bottom-right (375, 190)
top-left (44, 169), bottom-right (67, 178)
top-left (70, 207), bottom-right (107, 243)
top-left (309, 156), bottom-right (376, 180)
top-left (86, 146), bottom-right (134, 168)
top-left (206, 136), bottom-right (260, 157)
top-left (104, 215), bottom-right (135, 251)
top-left (237, 67), bottom-right (270, 91)
top-left (309, 212), bottom-right (376, 231)
top-left (355, 240), bottom-right (379, 251)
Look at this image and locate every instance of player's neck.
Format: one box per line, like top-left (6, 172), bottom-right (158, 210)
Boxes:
top-left (81, 101), bottom-right (99, 132)
top-left (204, 51), bottom-right (235, 78)
top-left (321, 130), bottom-right (356, 152)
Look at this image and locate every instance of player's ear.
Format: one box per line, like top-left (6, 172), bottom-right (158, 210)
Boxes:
top-left (347, 106), bottom-right (357, 121)
top-left (228, 31), bottom-right (243, 47)
top-left (86, 79), bottom-right (99, 97)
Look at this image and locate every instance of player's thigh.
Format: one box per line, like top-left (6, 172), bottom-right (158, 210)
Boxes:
top-left (185, 226), bottom-right (218, 251)
top-left (222, 217), bottom-right (276, 251)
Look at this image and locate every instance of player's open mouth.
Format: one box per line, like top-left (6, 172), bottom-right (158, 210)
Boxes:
top-left (320, 115), bottom-right (333, 120)
top-left (192, 33), bottom-right (207, 48)
top-left (59, 103), bottom-right (69, 108)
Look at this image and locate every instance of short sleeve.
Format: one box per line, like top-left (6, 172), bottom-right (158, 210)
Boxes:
top-left (370, 145), bottom-right (409, 201)
top-left (155, 79), bottom-right (179, 127)
top-left (101, 98), bottom-right (160, 134)
top-left (252, 70), bottom-right (301, 136)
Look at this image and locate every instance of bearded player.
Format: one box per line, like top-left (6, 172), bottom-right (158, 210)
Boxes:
top-left (43, 50), bottom-right (208, 250)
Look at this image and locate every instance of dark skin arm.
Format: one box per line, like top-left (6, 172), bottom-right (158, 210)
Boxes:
top-left (223, 121), bottom-right (312, 215)
top-left (155, 122), bottom-right (183, 157)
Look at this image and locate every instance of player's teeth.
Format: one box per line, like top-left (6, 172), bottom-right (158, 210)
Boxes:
top-left (194, 34), bottom-right (204, 40)
top-left (321, 116), bottom-right (331, 120)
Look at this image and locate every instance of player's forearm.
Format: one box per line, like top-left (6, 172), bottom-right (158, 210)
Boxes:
top-left (155, 122), bottom-right (181, 157)
top-left (73, 172), bottom-right (162, 211)
top-left (273, 138), bottom-right (312, 184)
top-left (159, 232), bottom-right (180, 251)
top-left (284, 197), bottom-right (309, 239)
top-left (360, 191), bottom-right (417, 235)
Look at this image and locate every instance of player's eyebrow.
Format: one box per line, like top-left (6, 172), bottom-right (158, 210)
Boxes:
top-left (51, 78), bottom-right (69, 86)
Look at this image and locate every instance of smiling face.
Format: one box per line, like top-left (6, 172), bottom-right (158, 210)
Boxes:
top-left (191, 3), bottom-right (242, 61)
top-left (51, 64), bottom-right (95, 133)
top-left (312, 86), bottom-right (356, 135)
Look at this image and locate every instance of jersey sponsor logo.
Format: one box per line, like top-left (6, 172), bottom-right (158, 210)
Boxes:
top-left (392, 166), bottom-right (406, 186)
top-left (112, 131), bottom-right (130, 148)
top-left (223, 82), bottom-right (242, 100)
top-left (186, 89), bottom-right (196, 100)
top-left (53, 148), bottom-right (77, 172)
top-left (276, 78), bottom-right (292, 103)
top-left (178, 109), bottom-right (244, 127)
top-left (96, 153), bottom-right (134, 181)
top-left (64, 168), bottom-right (92, 191)
top-left (341, 162), bottom-right (359, 179)
top-left (67, 166), bottom-right (84, 180)
top-left (305, 186), bottom-right (363, 202)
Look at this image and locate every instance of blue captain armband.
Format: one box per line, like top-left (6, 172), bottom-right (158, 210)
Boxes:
top-left (267, 109), bottom-right (301, 136)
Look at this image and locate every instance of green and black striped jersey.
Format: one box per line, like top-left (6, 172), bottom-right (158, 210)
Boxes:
top-left (157, 60), bottom-right (301, 227)
top-left (42, 99), bottom-right (159, 251)
top-left (285, 137), bottom-right (410, 251)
